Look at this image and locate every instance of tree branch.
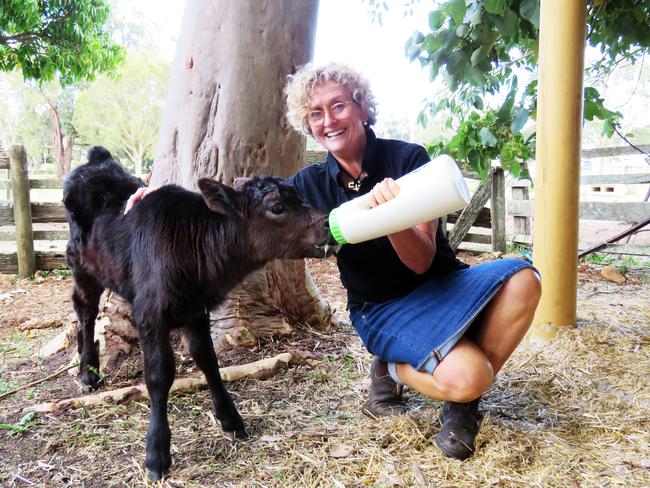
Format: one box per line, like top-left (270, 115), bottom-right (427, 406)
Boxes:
top-left (613, 126), bottom-right (650, 159)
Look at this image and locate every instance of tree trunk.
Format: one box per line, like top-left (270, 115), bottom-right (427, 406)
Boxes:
top-left (62, 130), bottom-right (75, 176)
top-left (150, 1), bottom-right (336, 349)
top-left (152, 0), bottom-right (318, 187)
top-left (48, 104), bottom-right (65, 177)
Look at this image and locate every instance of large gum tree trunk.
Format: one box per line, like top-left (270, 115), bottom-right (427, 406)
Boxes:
top-left (149, 0), bottom-right (336, 350)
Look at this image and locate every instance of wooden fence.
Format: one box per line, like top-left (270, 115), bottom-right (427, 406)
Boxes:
top-left (0, 147), bottom-right (67, 275)
top-left (509, 148), bottom-right (650, 256)
top-left (3, 145), bottom-right (647, 275)
top-left (1, 147), bottom-right (507, 275)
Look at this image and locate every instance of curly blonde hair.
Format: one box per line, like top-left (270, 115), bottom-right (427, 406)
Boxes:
top-left (284, 62), bottom-right (378, 136)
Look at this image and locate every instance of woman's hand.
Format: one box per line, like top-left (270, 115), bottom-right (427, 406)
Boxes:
top-left (124, 186), bottom-right (160, 214)
top-left (367, 177), bottom-right (437, 274)
top-left (368, 178), bottom-right (400, 207)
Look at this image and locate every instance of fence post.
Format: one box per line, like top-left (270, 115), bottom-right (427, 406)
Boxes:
top-left (490, 167), bottom-right (506, 252)
top-left (511, 183), bottom-right (531, 238)
top-left (0, 147), bottom-right (9, 201)
top-left (10, 145), bottom-right (35, 278)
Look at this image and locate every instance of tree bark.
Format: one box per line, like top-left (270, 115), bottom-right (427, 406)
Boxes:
top-left (62, 128), bottom-right (75, 176)
top-left (150, 1), bottom-right (335, 350)
top-left (48, 103), bottom-right (65, 177)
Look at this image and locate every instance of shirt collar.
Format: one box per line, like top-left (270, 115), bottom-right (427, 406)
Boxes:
top-left (325, 127), bottom-right (380, 183)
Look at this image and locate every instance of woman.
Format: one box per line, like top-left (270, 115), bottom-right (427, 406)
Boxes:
top-left (284, 63), bottom-right (541, 459)
top-left (125, 62), bottom-right (541, 460)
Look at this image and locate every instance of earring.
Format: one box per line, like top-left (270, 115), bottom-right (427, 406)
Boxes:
top-left (363, 121), bottom-right (368, 126)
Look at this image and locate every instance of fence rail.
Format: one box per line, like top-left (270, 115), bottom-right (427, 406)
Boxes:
top-left (0, 178), bottom-right (64, 190)
top-left (2, 145), bottom-right (649, 275)
top-left (509, 171), bottom-right (650, 255)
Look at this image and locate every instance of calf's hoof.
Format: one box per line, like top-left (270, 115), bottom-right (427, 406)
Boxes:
top-left (80, 368), bottom-right (102, 391)
top-left (145, 453), bottom-right (171, 481)
top-left (221, 415), bottom-right (249, 440)
top-left (224, 425), bottom-right (250, 440)
top-left (147, 468), bottom-right (166, 482)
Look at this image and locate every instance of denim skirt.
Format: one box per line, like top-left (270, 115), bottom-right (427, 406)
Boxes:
top-left (349, 258), bottom-right (536, 373)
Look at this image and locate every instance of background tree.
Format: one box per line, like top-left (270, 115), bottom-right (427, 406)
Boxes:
top-left (0, 72), bottom-right (68, 170)
top-left (0, 0), bottom-right (125, 175)
top-left (399, 0), bottom-right (650, 178)
top-left (0, 0), bottom-right (124, 85)
top-left (73, 49), bottom-right (170, 176)
top-left (151, 0), bottom-right (336, 351)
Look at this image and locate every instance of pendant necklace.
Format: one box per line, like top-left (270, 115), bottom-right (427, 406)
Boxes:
top-left (345, 168), bottom-right (366, 192)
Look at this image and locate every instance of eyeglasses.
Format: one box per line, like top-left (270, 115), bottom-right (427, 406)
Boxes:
top-left (307, 100), bottom-right (356, 125)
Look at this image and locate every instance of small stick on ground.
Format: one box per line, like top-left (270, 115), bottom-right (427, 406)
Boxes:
top-left (0, 362), bottom-right (79, 401)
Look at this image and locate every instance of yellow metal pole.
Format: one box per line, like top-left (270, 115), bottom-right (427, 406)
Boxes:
top-left (531, 0), bottom-right (587, 339)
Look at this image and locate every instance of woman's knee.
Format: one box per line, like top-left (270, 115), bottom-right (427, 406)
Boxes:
top-left (433, 348), bottom-right (494, 402)
top-left (502, 267), bottom-right (541, 309)
top-left (435, 368), bottom-right (493, 402)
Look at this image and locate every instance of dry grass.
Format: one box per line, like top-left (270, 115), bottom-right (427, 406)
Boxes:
top-left (1, 259), bottom-right (649, 487)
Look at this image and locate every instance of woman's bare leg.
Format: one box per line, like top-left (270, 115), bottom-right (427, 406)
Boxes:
top-left (396, 267), bottom-right (541, 401)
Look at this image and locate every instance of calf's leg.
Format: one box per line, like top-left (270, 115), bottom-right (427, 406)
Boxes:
top-left (183, 315), bottom-right (248, 438)
top-left (72, 272), bottom-right (104, 390)
top-left (139, 322), bottom-right (176, 481)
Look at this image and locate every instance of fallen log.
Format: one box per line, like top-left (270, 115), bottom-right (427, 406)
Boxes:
top-left (22, 352), bottom-right (304, 414)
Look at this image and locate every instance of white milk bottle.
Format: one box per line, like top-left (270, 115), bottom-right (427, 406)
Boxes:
top-left (328, 155), bottom-right (471, 245)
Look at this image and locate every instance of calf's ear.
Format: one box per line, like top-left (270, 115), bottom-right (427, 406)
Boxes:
top-left (232, 177), bottom-right (250, 191)
top-left (198, 178), bottom-right (239, 215)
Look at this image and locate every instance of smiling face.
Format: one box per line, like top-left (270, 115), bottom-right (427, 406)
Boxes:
top-left (307, 81), bottom-right (368, 163)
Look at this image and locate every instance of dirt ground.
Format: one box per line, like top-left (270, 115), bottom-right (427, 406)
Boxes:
top-left (0, 255), bottom-right (649, 487)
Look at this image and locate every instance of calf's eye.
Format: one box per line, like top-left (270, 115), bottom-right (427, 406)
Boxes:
top-left (270, 204), bottom-right (286, 215)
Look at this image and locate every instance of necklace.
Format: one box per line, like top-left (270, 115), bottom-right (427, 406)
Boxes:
top-left (343, 168), bottom-right (366, 192)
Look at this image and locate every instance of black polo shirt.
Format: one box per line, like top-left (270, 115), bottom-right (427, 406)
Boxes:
top-left (289, 129), bottom-right (467, 308)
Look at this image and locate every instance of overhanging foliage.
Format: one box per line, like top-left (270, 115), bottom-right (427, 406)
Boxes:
top-left (403, 0), bottom-right (649, 179)
top-left (0, 0), bottom-right (124, 85)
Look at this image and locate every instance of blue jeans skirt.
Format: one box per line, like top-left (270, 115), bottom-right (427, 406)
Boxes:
top-left (349, 258), bottom-right (536, 374)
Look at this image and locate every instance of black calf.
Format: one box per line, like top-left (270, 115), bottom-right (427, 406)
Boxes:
top-left (63, 147), bottom-right (335, 480)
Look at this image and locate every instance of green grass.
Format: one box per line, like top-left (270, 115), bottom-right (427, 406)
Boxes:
top-left (0, 376), bottom-right (20, 395)
top-left (0, 331), bottom-right (33, 357)
top-left (0, 412), bottom-right (39, 437)
top-left (35, 268), bottom-right (72, 279)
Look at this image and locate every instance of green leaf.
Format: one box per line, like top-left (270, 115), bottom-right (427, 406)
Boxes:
top-left (463, 2), bottom-right (483, 26)
top-left (493, 9), bottom-right (519, 38)
top-left (497, 77), bottom-right (518, 122)
top-left (446, 49), bottom-right (469, 74)
top-left (429, 10), bottom-right (446, 29)
top-left (446, 0), bottom-right (467, 26)
top-left (468, 149), bottom-right (481, 168)
top-left (449, 131), bottom-right (466, 150)
top-left (479, 127), bottom-right (498, 147)
top-left (425, 33), bottom-right (444, 53)
top-left (456, 23), bottom-right (470, 37)
top-left (602, 118), bottom-right (616, 138)
top-left (444, 69), bottom-right (461, 91)
top-left (441, 29), bottom-right (460, 50)
top-left (520, 0), bottom-right (540, 28)
top-left (584, 98), bottom-right (599, 121)
top-left (417, 111), bottom-right (428, 128)
top-left (478, 155), bottom-right (491, 180)
top-left (467, 66), bottom-right (487, 85)
top-left (484, 0), bottom-right (507, 15)
top-left (470, 25), bottom-right (499, 64)
top-left (511, 107), bottom-right (529, 133)
top-left (470, 46), bottom-right (487, 67)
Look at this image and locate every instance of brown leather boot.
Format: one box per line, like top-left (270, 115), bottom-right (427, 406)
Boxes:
top-left (434, 398), bottom-right (481, 459)
top-left (362, 357), bottom-right (407, 417)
